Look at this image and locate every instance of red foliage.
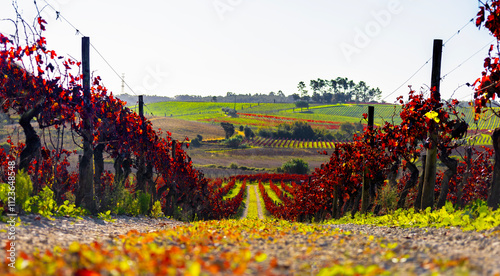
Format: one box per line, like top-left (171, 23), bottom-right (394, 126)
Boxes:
top-left (208, 179), bottom-right (246, 219)
top-left (0, 18), bottom-right (237, 219)
top-left (254, 88), bottom-right (485, 221)
top-left (435, 147), bottom-right (493, 205)
top-left (259, 180), bottom-right (290, 219)
top-left (475, 1), bottom-right (500, 114)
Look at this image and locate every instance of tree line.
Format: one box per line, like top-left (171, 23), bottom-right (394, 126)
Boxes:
top-left (116, 77), bottom-right (383, 105)
top-left (292, 77), bottom-right (382, 104)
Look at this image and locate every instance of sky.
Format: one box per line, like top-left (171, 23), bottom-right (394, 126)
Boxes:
top-left (0, 0), bottom-right (496, 104)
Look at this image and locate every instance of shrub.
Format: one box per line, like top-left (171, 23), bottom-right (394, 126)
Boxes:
top-left (258, 122), bottom-right (323, 141)
top-left (295, 100), bottom-right (309, 110)
top-left (191, 138), bottom-right (202, 147)
top-left (0, 173), bottom-right (86, 218)
top-left (110, 174), bottom-right (133, 215)
top-left (224, 135), bottom-right (243, 148)
top-left (315, 129), bottom-right (334, 141)
top-left (98, 210), bottom-right (115, 222)
top-left (221, 122), bottom-right (235, 139)
top-left (113, 188), bottom-right (134, 215)
top-left (113, 190), bottom-right (151, 216)
top-left (56, 200), bottom-right (87, 217)
top-left (125, 194), bottom-right (140, 216)
top-left (15, 170), bottom-right (33, 211)
top-left (196, 134), bottom-right (203, 141)
top-left (27, 186), bottom-right (56, 217)
top-left (378, 183), bottom-right (398, 214)
top-left (257, 128), bottom-right (273, 138)
top-left (281, 158), bottom-right (309, 174)
top-left (229, 163), bottom-right (239, 169)
top-left (244, 126), bottom-right (255, 139)
top-left (239, 125), bottom-right (244, 131)
top-left (137, 191), bottom-right (151, 215)
top-left (63, 191), bottom-right (76, 205)
top-left (150, 200), bottom-right (165, 218)
top-left (291, 121), bottom-right (315, 140)
top-left (0, 183), bottom-right (10, 215)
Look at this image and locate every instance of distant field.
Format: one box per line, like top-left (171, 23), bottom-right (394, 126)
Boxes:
top-left (135, 102), bottom-right (294, 120)
top-left (147, 116), bottom-right (225, 141)
top-left (307, 104), bottom-right (402, 124)
top-left (143, 102), bottom-right (380, 126)
top-left (143, 101), bottom-right (500, 146)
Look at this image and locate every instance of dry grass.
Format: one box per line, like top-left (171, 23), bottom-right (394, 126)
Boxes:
top-left (186, 143), bottom-right (330, 178)
top-left (147, 116), bottom-right (225, 141)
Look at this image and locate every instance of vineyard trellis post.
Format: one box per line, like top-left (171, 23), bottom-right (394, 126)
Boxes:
top-left (421, 39), bottom-right (442, 210)
top-left (361, 106), bottom-right (374, 214)
top-left (76, 36), bottom-right (96, 213)
top-left (136, 95), bottom-right (149, 194)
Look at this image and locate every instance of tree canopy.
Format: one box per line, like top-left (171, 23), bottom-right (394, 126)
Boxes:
top-left (296, 77), bottom-right (382, 103)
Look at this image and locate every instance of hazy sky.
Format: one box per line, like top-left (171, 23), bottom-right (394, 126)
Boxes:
top-left (0, 1), bottom-right (496, 103)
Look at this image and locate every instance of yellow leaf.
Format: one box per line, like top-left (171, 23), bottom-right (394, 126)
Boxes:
top-left (68, 242), bottom-right (80, 253)
top-left (424, 111), bottom-right (440, 123)
top-left (255, 253), bottom-right (267, 262)
top-left (187, 261), bottom-right (201, 276)
top-left (15, 257), bottom-right (29, 270)
top-left (243, 249), bottom-right (252, 261)
top-left (119, 260), bottom-right (131, 272)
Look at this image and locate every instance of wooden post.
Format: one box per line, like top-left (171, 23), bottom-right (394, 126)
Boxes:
top-left (421, 39), bottom-right (443, 210)
top-left (361, 106), bottom-right (374, 214)
top-left (139, 95), bottom-right (144, 119)
top-left (77, 36), bottom-right (96, 213)
top-left (367, 106), bottom-right (374, 127)
top-left (172, 140), bottom-right (177, 160)
top-left (136, 95), bottom-right (147, 193)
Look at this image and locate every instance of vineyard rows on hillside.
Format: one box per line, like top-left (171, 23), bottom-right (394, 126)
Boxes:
top-left (246, 137), bottom-right (340, 149)
top-left (145, 101), bottom-right (500, 132)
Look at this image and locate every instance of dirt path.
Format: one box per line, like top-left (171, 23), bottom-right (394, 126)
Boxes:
top-left (253, 185), bottom-right (264, 220)
top-left (241, 185), bottom-right (265, 220)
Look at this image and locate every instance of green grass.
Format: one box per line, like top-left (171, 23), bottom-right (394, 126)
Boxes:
top-left (139, 102), bottom-right (295, 120)
top-left (238, 103), bottom-right (296, 113)
top-left (246, 185), bottom-right (259, 219)
top-left (324, 200), bottom-right (500, 232)
top-left (295, 103), bottom-right (401, 125)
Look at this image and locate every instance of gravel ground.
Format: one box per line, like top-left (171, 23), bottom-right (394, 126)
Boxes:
top-left (0, 214), bottom-right (185, 259)
top-left (1, 214), bottom-right (500, 275)
top-left (321, 223), bottom-right (500, 275)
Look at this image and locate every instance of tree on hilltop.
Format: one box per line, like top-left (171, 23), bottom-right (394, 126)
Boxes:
top-left (221, 122), bottom-right (235, 139)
